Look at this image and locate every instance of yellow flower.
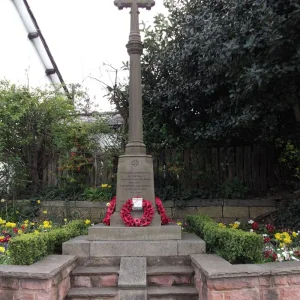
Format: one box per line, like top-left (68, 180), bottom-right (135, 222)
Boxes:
top-left (292, 232), bottom-right (298, 238)
top-left (34, 230), bottom-right (39, 235)
top-left (18, 229), bottom-right (23, 235)
top-left (0, 247), bottom-right (5, 253)
top-left (37, 200), bottom-right (41, 204)
top-left (24, 220), bottom-right (29, 224)
top-left (279, 242), bottom-right (284, 248)
top-left (64, 218), bottom-right (68, 222)
top-left (0, 236), bottom-right (4, 240)
top-left (101, 184), bottom-right (108, 188)
top-left (274, 233), bottom-right (281, 240)
top-left (43, 210), bottom-right (47, 214)
top-left (0, 199), bottom-right (5, 203)
top-left (85, 219), bottom-right (91, 225)
top-left (108, 185), bottom-right (112, 188)
top-left (177, 222), bottom-right (182, 226)
top-left (43, 221), bottom-right (50, 228)
top-left (284, 237), bottom-right (292, 244)
top-left (0, 218), bottom-right (6, 225)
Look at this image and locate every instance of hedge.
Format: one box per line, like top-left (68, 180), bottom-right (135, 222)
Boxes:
top-left (9, 220), bottom-right (88, 265)
top-left (186, 214), bottom-right (264, 263)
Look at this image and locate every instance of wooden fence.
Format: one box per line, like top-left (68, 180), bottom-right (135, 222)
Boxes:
top-left (152, 146), bottom-right (277, 194)
top-left (43, 146), bottom-right (278, 194)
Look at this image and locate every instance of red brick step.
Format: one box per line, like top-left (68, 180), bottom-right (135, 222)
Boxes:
top-left (71, 266), bottom-right (119, 288)
top-left (147, 266), bottom-right (194, 287)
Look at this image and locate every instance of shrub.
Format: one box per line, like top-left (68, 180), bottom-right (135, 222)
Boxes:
top-left (186, 214), bottom-right (264, 263)
top-left (9, 220), bottom-right (88, 265)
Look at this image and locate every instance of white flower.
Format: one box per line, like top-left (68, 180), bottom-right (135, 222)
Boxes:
top-left (234, 221), bottom-right (240, 225)
top-left (248, 220), bottom-right (254, 224)
top-left (262, 234), bottom-right (268, 237)
top-left (0, 199), bottom-right (5, 203)
top-left (250, 229), bottom-right (254, 233)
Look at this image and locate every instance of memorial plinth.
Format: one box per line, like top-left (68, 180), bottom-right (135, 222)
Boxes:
top-left (88, 224), bottom-right (181, 240)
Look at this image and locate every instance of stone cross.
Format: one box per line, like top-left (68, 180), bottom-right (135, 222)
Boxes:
top-left (114, 0), bottom-right (155, 155)
top-left (111, 0), bottom-right (161, 227)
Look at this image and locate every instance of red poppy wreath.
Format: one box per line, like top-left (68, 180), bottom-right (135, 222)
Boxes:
top-left (103, 196), bottom-right (116, 225)
top-left (103, 196), bottom-right (172, 226)
top-left (120, 199), bottom-right (155, 227)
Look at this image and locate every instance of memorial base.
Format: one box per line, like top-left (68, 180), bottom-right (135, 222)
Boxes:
top-left (88, 223), bottom-right (182, 241)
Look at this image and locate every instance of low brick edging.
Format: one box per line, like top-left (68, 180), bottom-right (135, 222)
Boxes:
top-left (36, 196), bottom-right (282, 223)
top-left (0, 255), bottom-right (77, 300)
top-left (191, 254), bottom-right (300, 300)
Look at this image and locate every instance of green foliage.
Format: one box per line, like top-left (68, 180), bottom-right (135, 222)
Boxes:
top-left (0, 199), bottom-right (39, 223)
top-left (141, 0), bottom-right (300, 148)
top-left (83, 184), bottom-right (114, 202)
top-left (9, 220), bottom-right (88, 265)
top-left (221, 177), bottom-right (249, 199)
top-left (275, 195), bottom-right (300, 230)
top-left (186, 214), bottom-right (264, 263)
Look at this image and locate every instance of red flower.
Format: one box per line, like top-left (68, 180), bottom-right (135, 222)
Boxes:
top-left (264, 237), bottom-right (271, 243)
top-left (13, 227), bottom-right (18, 233)
top-left (266, 224), bottom-right (275, 233)
top-left (252, 222), bottom-right (259, 230)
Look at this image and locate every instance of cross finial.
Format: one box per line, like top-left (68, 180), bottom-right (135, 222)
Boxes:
top-left (114, 0), bottom-right (155, 10)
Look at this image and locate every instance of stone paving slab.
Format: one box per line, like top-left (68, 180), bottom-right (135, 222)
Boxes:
top-left (72, 266), bottom-right (119, 275)
top-left (147, 266), bottom-right (193, 275)
top-left (67, 287), bottom-right (117, 297)
top-left (118, 257), bottom-right (146, 288)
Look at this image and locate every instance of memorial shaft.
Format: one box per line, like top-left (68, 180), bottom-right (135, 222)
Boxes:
top-left (126, 1), bottom-right (145, 155)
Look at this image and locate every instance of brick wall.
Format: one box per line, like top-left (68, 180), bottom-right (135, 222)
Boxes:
top-left (191, 254), bottom-right (300, 300)
top-left (0, 255), bottom-right (76, 300)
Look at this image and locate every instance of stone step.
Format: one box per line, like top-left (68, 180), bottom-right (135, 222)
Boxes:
top-left (71, 267), bottom-right (119, 288)
top-left (147, 256), bottom-right (191, 267)
top-left (148, 286), bottom-right (198, 300)
top-left (66, 287), bottom-right (117, 300)
top-left (85, 257), bottom-right (121, 267)
top-left (147, 266), bottom-right (194, 287)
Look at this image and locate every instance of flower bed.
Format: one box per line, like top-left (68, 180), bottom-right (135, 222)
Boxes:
top-left (241, 219), bottom-right (300, 262)
top-left (187, 214), bottom-right (300, 264)
top-left (0, 218), bottom-right (91, 265)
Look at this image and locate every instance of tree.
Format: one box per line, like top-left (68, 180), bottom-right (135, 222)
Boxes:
top-left (0, 81), bottom-right (110, 198)
top-left (141, 0), bottom-right (300, 147)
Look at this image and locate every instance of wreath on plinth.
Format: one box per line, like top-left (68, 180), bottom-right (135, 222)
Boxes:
top-left (120, 199), bottom-right (154, 227)
top-left (102, 196), bottom-right (172, 226)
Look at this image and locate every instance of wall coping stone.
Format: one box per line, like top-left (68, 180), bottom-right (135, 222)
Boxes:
top-left (0, 255), bottom-right (76, 279)
top-left (190, 254), bottom-right (300, 279)
top-left (15, 197), bottom-right (284, 209)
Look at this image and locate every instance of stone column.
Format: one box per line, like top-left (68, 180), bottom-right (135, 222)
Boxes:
top-left (111, 0), bottom-right (161, 226)
top-left (126, 0), bottom-right (145, 155)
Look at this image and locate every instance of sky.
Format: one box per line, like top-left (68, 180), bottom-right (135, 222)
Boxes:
top-left (0, 0), bottom-right (167, 112)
